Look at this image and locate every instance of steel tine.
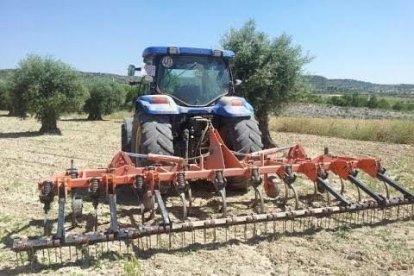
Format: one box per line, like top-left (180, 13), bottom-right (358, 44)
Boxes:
top-left (213, 225), bottom-right (217, 244)
top-left (54, 247), bottom-right (58, 263)
top-left (47, 248), bottom-right (51, 266)
top-left (340, 178), bottom-right (345, 195)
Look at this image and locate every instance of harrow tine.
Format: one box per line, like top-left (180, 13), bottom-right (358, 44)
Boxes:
top-left (56, 196), bottom-right (66, 240)
top-left (155, 190), bottom-right (171, 226)
top-left (218, 187), bottom-right (227, 217)
top-left (93, 207), bottom-right (98, 232)
top-left (316, 177), bottom-right (351, 206)
top-left (348, 175), bottom-right (386, 205)
top-left (289, 184), bottom-right (299, 210)
top-left (108, 195), bottom-right (119, 233)
top-left (187, 186), bottom-right (193, 216)
top-left (179, 192), bottom-right (188, 220)
top-left (253, 187), bottom-right (265, 213)
top-left (339, 178), bottom-right (345, 195)
top-left (377, 173), bottom-right (414, 200)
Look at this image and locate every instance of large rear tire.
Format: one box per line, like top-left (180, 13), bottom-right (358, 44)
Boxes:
top-left (220, 116), bottom-right (263, 191)
top-left (131, 113), bottom-right (174, 166)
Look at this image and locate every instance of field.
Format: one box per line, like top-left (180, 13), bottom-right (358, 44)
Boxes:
top-left (0, 112), bottom-right (414, 275)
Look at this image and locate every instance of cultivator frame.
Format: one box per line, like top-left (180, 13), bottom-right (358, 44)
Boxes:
top-left (11, 124), bottom-right (414, 265)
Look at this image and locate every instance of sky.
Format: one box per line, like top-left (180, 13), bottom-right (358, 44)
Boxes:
top-left (0, 0), bottom-right (413, 84)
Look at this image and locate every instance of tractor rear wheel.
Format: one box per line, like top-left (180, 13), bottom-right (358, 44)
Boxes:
top-left (220, 116), bottom-right (263, 191)
top-left (131, 113), bottom-right (174, 166)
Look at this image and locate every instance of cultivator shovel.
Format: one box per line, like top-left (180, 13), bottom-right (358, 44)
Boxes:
top-left (11, 125), bottom-right (414, 267)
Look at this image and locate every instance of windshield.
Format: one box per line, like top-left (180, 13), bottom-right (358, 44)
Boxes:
top-left (157, 56), bottom-right (230, 106)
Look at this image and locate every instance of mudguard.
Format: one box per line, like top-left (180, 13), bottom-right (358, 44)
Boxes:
top-left (137, 95), bottom-right (253, 117)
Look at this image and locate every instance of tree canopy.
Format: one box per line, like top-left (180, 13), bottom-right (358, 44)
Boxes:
top-left (221, 20), bottom-right (311, 147)
top-left (83, 79), bottom-right (126, 120)
top-left (11, 55), bottom-right (86, 134)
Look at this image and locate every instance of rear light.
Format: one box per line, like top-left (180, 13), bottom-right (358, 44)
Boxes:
top-left (231, 99), bottom-right (243, 106)
top-left (150, 96), bottom-right (170, 104)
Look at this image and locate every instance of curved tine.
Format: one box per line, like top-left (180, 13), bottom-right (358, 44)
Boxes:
top-left (179, 192), bottom-right (188, 220)
top-left (313, 181), bottom-right (318, 195)
top-left (44, 214), bottom-right (51, 236)
top-left (219, 187), bottom-right (227, 218)
top-left (254, 188), bottom-right (265, 213)
top-left (356, 185), bottom-right (362, 202)
top-left (382, 181), bottom-right (390, 199)
top-left (283, 182), bottom-right (289, 204)
top-left (137, 194), bottom-right (145, 223)
top-left (290, 185), bottom-right (299, 210)
top-left (150, 194), bottom-right (156, 220)
top-left (94, 208), bottom-right (98, 231)
top-left (187, 186), bottom-right (193, 216)
top-left (340, 178), bottom-right (345, 195)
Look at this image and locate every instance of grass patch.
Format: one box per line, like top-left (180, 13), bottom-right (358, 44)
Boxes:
top-left (122, 256), bottom-right (141, 276)
top-left (270, 117), bottom-right (414, 144)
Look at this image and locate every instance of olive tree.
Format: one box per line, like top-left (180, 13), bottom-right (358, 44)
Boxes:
top-left (11, 55), bottom-right (86, 134)
top-left (83, 79), bottom-right (125, 120)
top-left (221, 20), bottom-right (311, 147)
top-left (0, 80), bottom-right (11, 110)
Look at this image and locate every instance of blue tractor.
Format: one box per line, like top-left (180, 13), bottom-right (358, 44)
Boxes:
top-left (122, 46), bottom-right (263, 190)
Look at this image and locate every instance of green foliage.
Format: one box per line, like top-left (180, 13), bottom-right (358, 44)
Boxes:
top-left (271, 117), bottom-right (414, 145)
top-left (0, 80), bottom-right (12, 110)
top-left (367, 95), bottom-right (378, 109)
top-left (10, 55), bottom-right (86, 133)
top-left (221, 20), bottom-right (311, 117)
top-left (83, 79), bottom-right (125, 120)
top-left (221, 19), bottom-right (311, 147)
top-left (124, 84), bottom-right (146, 110)
top-left (122, 256), bottom-right (141, 276)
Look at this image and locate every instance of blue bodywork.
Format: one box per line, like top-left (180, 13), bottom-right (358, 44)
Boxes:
top-left (138, 46), bottom-right (251, 118)
top-left (137, 95), bottom-right (253, 117)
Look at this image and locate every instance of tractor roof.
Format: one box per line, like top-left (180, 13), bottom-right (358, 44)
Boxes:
top-left (142, 46), bottom-right (235, 59)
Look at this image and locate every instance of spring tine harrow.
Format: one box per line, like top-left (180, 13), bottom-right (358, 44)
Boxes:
top-left (9, 125), bottom-right (414, 268)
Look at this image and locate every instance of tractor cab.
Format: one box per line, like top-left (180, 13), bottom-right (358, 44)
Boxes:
top-left (129, 47), bottom-right (236, 107)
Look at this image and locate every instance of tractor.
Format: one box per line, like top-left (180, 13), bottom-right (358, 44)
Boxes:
top-left (122, 46), bottom-right (263, 191)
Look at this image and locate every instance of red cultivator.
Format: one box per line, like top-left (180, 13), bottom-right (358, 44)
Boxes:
top-left (12, 124), bottom-right (414, 263)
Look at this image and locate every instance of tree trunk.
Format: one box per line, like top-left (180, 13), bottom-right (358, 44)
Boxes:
top-left (40, 115), bottom-right (61, 134)
top-left (257, 113), bottom-right (277, 149)
top-left (87, 112), bottom-right (103, 120)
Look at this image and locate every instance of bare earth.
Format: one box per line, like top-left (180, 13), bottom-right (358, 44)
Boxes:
top-left (0, 112), bottom-right (413, 275)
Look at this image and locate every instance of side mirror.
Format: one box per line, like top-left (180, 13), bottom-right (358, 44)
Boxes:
top-left (127, 65), bottom-right (141, 77)
top-left (234, 79), bottom-right (242, 86)
top-left (128, 65), bottom-right (135, 76)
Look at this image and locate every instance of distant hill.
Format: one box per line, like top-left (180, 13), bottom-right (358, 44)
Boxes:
top-left (0, 69), bottom-right (130, 84)
top-left (1, 69), bottom-right (413, 95)
top-left (304, 75), bottom-right (414, 95)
